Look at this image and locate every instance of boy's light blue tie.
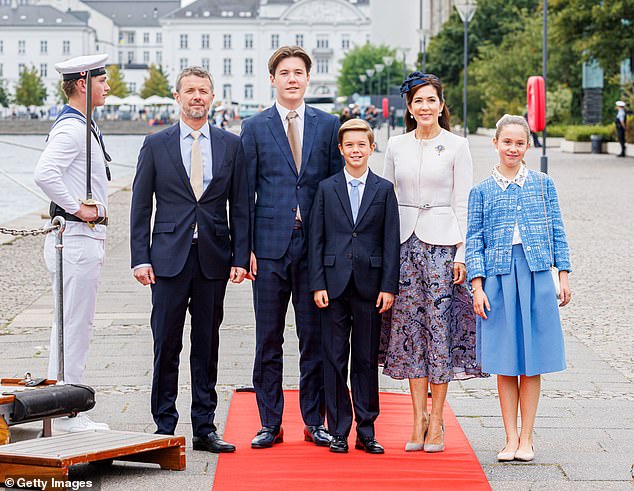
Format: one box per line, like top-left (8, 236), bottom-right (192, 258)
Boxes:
top-left (350, 179), bottom-right (361, 223)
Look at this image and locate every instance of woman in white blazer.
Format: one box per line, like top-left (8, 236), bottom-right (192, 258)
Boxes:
top-left (379, 72), bottom-right (484, 452)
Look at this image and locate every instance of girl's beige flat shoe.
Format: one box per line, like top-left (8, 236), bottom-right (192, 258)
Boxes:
top-left (514, 446), bottom-right (534, 462)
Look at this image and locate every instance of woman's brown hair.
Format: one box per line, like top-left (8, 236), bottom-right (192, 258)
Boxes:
top-left (401, 72), bottom-right (450, 133)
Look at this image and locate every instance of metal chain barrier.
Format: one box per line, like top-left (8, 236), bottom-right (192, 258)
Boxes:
top-left (0, 223), bottom-right (59, 237)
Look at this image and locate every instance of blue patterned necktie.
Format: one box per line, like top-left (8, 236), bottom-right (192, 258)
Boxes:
top-left (350, 179), bottom-right (361, 223)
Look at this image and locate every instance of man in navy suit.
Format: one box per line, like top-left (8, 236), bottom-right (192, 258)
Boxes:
top-left (241, 46), bottom-right (343, 448)
top-left (309, 119), bottom-right (400, 454)
top-left (130, 67), bottom-right (249, 453)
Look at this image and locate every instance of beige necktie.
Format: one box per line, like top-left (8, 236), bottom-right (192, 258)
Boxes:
top-left (190, 130), bottom-right (204, 200)
top-left (286, 111), bottom-right (302, 174)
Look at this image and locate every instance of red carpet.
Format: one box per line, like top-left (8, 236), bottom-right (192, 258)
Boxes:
top-left (214, 391), bottom-right (490, 490)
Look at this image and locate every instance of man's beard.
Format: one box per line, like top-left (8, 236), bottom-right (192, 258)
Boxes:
top-left (186, 107), bottom-right (208, 120)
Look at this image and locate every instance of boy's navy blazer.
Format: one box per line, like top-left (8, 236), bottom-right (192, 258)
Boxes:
top-left (308, 168), bottom-right (400, 301)
top-left (241, 104), bottom-right (343, 259)
top-left (130, 122), bottom-right (250, 279)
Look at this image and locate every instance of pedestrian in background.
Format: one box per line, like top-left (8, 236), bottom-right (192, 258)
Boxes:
top-left (466, 114), bottom-right (572, 463)
top-left (380, 72), bottom-right (484, 453)
top-left (615, 100), bottom-right (627, 157)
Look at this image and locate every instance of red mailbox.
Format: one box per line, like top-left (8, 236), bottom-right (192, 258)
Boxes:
top-left (526, 76), bottom-right (546, 132)
top-left (382, 97), bottom-right (389, 119)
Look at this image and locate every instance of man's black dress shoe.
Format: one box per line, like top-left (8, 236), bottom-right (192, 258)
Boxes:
top-left (329, 435), bottom-right (349, 453)
top-left (355, 436), bottom-right (384, 454)
top-left (192, 431), bottom-right (236, 453)
top-left (303, 425), bottom-right (332, 447)
top-left (251, 426), bottom-right (283, 448)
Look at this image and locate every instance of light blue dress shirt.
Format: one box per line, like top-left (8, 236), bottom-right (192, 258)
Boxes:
top-left (179, 120), bottom-right (213, 190)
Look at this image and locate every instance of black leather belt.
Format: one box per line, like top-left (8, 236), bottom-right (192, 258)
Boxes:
top-left (56, 212), bottom-right (108, 226)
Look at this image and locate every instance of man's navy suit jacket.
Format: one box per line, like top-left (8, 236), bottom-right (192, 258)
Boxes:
top-left (241, 104), bottom-right (343, 260)
top-left (130, 123), bottom-right (250, 279)
top-left (308, 169), bottom-right (400, 301)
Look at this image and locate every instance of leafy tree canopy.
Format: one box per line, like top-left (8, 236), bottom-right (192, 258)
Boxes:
top-left (14, 66), bottom-right (47, 106)
top-left (0, 80), bottom-right (9, 107)
top-left (106, 64), bottom-right (129, 97)
top-left (337, 44), bottom-right (404, 97)
top-left (140, 64), bottom-right (172, 99)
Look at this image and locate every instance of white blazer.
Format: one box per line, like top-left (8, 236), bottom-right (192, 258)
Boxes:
top-left (383, 129), bottom-right (473, 263)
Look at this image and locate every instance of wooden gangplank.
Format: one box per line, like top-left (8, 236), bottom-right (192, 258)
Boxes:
top-left (0, 430), bottom-right (185, 485)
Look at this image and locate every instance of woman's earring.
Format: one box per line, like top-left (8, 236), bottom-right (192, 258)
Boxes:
top-left (410, 114), bottom-right (414, 119)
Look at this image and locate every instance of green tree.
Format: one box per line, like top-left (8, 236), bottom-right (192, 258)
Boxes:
top-left (14, 66), bottom-right (47, 106)
top-left (140, 64), bottom-right (172, 98)
top-left (337, 44), bottom-right (404, 96)
top-left (106, 64), bottom-right (129, 97)
top-left (55, 81), bottom-right (68, 105)
top-left (551, 0), bottom-right (634, 75)
top-left (0, 79), bottom-right (9, 107)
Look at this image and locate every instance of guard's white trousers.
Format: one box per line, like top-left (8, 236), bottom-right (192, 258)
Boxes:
top-left (44, 234), bottom-right (105, 384)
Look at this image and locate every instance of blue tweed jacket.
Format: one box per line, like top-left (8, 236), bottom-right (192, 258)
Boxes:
top-left (466, 169), bottom-right (571, 281)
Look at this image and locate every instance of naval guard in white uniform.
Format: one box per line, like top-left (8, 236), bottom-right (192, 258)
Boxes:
top-left (34, 54), bottom-right (111, 432)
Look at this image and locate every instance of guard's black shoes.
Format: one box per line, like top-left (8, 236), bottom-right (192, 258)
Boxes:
top-left (192, 431), bottom-right (236, 453)
top-left (355, 436), bottom-right (385, 454)
top-left (329, 435), bottom-right (349, 453)
top-left (303, 425), bottom-right (332, 447)
top-left (251, 426), bottom-right (283, 448)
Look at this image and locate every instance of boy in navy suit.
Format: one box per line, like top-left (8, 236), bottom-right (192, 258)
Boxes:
top-left (309, 119), bottom-right (400, 453)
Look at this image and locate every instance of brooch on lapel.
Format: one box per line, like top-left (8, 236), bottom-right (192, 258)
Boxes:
top-left (435, 144), bottom-right (445, 156)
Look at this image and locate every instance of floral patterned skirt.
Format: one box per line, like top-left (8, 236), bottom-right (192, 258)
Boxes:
top-left (379, 235), bottom-right (485, 383)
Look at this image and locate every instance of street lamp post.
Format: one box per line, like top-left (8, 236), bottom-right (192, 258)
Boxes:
top-left (455, 0), bottom-right (477, 138)
top-left (383, 55), bottom-right (394, 138)
top-left (359, 74), bottom-right (367, 96)
top-left (374, 63), bottom-right (384, 100)
top-left (365, 68), bottom-right (375, 98)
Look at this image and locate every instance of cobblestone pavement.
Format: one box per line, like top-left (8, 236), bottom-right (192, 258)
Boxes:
top-left (0, 130), bottom-right (632, 489)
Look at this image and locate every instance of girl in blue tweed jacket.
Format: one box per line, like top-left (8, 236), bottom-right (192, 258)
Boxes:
top-left (466, 115), bottom-right (572, 463)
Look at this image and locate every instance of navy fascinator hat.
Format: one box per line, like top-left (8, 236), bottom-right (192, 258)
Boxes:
top-left (399, 72), bottom-right (443, 99)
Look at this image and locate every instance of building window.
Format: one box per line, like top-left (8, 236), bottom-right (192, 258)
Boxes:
top-left (202, 58), bottom-right (210, 71)
top-left (0, 40), bottom-right (3, 54)
top-left (244, 58), bottom-right (253, 75)
top-left (156, 32), bottom-right (162, 44)
top-left (271, 34), bottom-right (279, 50)
top-left (143, 32), bottom-right (150, 44)
top-left (126, 32), bottom-right (135, 44)
top-left (118, 51), bottom-right (123, 65)
top-left (244, 84), bottom-right (254, 100)
top-left (128, 82), bottom-right (136, 93)
top-left (316, 35), bottom-right (329, 49)
top-left (223, 34), bottom-right (232, 49)
top-left (143, 51), bottom-right (150, 63)
top-left (40, 63), bottom-right (47, 77)
top-left (223, 58), bottom-right (231, 75)
top-left (63, 40), bottom-right (70, 55)
top-left (341, 34), bottom-right (350, 50)
top-left (180, 34), bottom-right (188, 49)
top-left (18, 63), bottom-right (25, 74)
top-left (18, 40), bottom-right (25, 55)
top-left (223, 84), bottom-right (231, 101)
top-left (40, 40), bottom-right (47, 55)
top-left (0, 64), bottom-right (3, 77)
top-left (245, 33), bottom-right (253, 49)
top-left (156, 51), bottom-right (162, 65)
top-left (180, 58), bottom-right (188, 70)
top-left (295, 34), bottom-right (304, 47)
top-left (316, 58), bottom-right (329, 74)
top-left (127, 51), bottom-right (134, 64)
top-left (201, 34), bottom-right (210, 49)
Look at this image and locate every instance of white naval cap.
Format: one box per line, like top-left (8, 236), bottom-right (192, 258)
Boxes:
top-left (55, 54), bottom-right (109, 81)
top-left (615, 100), bottom-right (626, 107)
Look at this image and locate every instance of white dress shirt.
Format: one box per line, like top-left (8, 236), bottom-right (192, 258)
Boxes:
top-left (34, 117), bottom-right (108, 239)
top-left (383, 129), bottom-right (473, 263)
top-left (344, 167), bottom-right (369, 203)
top-left (276, 101), bottom-right (305, 145)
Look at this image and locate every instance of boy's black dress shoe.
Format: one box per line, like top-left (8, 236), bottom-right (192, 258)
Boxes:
top-left (329, 435), bottom-right (349, 453)
top-left (355, 436), bottom-right (384, 454)
top-left (192, 431), bottom-right (236, 453)
top-left (303, 425), bottom-right (332, 446)
top-left (251, 426), bottom-right (283, 448)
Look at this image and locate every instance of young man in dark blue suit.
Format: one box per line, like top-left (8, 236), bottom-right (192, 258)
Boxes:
top-left (130, 67), bottom-right (249, 453)
top-left (241, 46), bottom-right (343, 448)
top-left (309, 119), bottom-right (400, 454)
